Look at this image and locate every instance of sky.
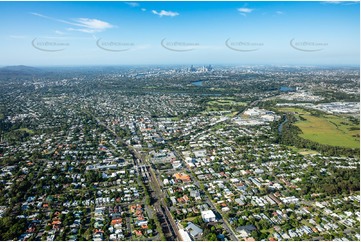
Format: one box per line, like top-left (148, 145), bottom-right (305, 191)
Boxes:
top-left (0, 1), bottom-right (359, 66)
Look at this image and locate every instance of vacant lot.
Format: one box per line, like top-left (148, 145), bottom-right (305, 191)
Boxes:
top-left (278, 107), bottom-right (360, 148)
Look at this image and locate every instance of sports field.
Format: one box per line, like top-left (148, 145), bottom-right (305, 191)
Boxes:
top-left (278, 107), bottom-right (360, 148)
top-left (17, 128), bottom-right (35, 134)
top-left (207, 97), bottom-right (247, 107)
top-left (205, 97), bottom-right (247, 113)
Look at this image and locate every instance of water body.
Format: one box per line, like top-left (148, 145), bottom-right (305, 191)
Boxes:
top-left (280, 86), bottom-right (295, 92)
top-left (278, 116), bottom-right (288, 134)
top-left (201, 93), bottom-right (222, 96)
top-left (191, 80), bottom-right (203, 86)
top-left (143, 91), bottom-right (221, 96)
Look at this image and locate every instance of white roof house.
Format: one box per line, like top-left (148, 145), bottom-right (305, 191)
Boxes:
top-left (201, 210), bottom-right (216, 222)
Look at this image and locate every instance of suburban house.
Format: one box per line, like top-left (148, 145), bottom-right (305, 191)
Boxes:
top-left (185, 222), bottom-right (203, 239)
top-left (201, 210), bottom-right (216, 222)
top-left (237, 225), bottom-right (257, 238)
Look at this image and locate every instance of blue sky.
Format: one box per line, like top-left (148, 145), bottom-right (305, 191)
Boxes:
top-left (0, 1), bottom-right (359, 66)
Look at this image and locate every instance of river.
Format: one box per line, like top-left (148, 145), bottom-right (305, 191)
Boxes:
top-left (191, 80), bottom-right (203, 86)
top-left (278, 116), bottom-right (288, 134)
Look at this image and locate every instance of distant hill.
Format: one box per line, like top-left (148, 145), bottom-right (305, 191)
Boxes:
top-left (0, 65), bottom-right (40, 73)
top-left (0, 65), bottom-right (42, 80)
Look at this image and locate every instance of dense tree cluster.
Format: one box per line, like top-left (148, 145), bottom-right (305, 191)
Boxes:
top-left (300, 166), bottom-right (360, 196)
top-left (0, 217), bottom-right (27, 240)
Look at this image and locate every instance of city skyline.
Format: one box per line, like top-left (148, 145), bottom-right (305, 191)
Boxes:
top-left (0, 1), bottom-right (359, 66)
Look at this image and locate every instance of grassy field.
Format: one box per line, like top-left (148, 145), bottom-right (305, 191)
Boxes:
top-left (17, 128), bottom-right (35, 134)
top-left (0, 105), bottom-right (4, 119)
top-left (170, 117), bottom-right (180, 121)
top-left (205, 97), bottom-right (247, 113)
top-left (288, 146), bottom-right (319, 155)
top-left (278, 107), bottom-right (360, 149)
top-left (184, 216), bottom-right (199, 223)
top-left (207, 97), bottom-right (247, 107)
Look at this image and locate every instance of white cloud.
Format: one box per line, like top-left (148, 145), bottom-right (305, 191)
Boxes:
top-left (276, 11), bottom-right (284, 15)
top-left (141, 8), bottom-right (147, 12)
top-left (31, 12), bottom-right (47, 18)
top-left (152, 10), bottom-right (179, 17)
top-left (31, 12), bottom-right (70, 24)
top-left (67, 27), bottom-right (98, 34)
top-left (323, 1), bottom-right (358, 5)
top-left (54, 30), bottom-right (66, 35)
top-left (31, 12), bottom-right (114, 33)
top-left (125, 2), bottom-right (139, 7)
top-left (323, 1), bottom-right (342, 4)
top-left (72, 18), bottom-right (114, 32)
top-left (237, 8), bottom-right (254, 13)
top-left (9, 35), bottom-right (28, 39)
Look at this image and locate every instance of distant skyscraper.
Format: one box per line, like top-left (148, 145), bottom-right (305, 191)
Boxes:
top-left (189, 65), bottom-right (197, 72)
